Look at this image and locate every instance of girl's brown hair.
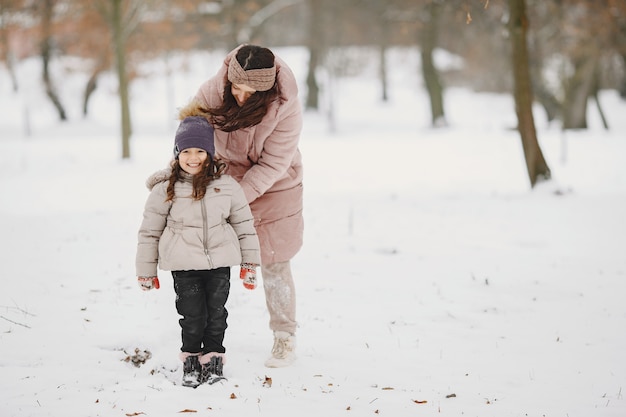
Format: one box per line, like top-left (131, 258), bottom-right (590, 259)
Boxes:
top-left (165, 155), bottom-right (226, 202)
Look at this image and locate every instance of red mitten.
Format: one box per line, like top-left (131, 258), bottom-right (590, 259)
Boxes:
top-left (239, 263), bottom-right (258, 290)
top-left (138, 276), bottom-right (160, 291)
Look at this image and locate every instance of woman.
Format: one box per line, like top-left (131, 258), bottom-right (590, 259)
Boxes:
top-left (192, 44), bottom-right (303, 368)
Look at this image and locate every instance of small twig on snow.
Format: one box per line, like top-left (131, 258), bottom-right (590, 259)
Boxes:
top-left (0, 304), bottom-right (36, 316)
top-left (0, 315), bottom-right (31, 328)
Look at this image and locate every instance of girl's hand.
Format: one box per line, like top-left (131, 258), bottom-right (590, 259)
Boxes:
top-left (138, 276), bottom-right (160, 291)
top-left (240, 264), bottom-right (258, 290)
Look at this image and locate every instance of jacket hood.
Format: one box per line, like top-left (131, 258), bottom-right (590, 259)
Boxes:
top-left (146, 168), bottom-right (171, 191)
top-left (178, 99), bottom-right (212, 121)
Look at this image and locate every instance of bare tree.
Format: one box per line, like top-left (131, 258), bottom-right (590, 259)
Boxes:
top-left (39, 0), bottom-right (67, 121)
top-left (94, 0), bottom-right (143, 159)
top-left (525, 0), bottom-right (626, 129)
top-left (216, 0), bottom-right (263, 49)
top-left (418, 0), bottom-right (446, 126)
top-left (558, 1), bottom-right (622, 130)
top-left (237, 0), bottom-right (303, 44)
top-left (304, 0), bottom-right (324, 110)
top-left (0, 0), bottom-right (20, 92)
top-left (112, 0), bottom-right (131, 158)
top-left (508, 0), bottom-right (550, 187)
top-left (71, 2), bottom-right (112, 117)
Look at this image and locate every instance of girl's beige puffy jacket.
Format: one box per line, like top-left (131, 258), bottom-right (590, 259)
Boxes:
top-left (136, 171), bottom-right (261, 278)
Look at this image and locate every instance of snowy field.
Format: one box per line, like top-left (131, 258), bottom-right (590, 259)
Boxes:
top-left (1, 47), bottom-right (625, 417)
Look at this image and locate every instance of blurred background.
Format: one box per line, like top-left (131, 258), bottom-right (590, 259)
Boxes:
top-left (1, 1), bottom-right (625, 173)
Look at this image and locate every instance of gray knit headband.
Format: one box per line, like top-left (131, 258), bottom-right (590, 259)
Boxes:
top-left (227, 57), bottom-right (276, 92)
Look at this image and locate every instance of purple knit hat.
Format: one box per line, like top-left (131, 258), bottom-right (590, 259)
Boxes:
top-left (174, 116), bottom-right (215, 159)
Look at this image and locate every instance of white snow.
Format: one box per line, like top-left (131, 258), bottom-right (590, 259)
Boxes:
top-left (1, 47), bottom-right (625, 417)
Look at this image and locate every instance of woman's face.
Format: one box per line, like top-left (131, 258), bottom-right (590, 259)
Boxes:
top-left (231, 83), bottom-right (257, 106)
top-left (178, 148), bottom-right (208, 175)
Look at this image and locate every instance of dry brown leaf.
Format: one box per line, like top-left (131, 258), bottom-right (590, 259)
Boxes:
top-left (177, 409), bottom-right (197, 413)
top-left (263, 376), bottom-right (272, 387)
top-left (230, 393), bottom-right (237, 399)
top-left (125, 413), bottom-right (145, 416)
top-left (122, 348), bottom-right (152, 368)
top-left (346, 406), bottom-right (351, 410)
top-left (413, 399), bottom-right (428, 404)
top-left (381, 387), bottom-right (394, 391)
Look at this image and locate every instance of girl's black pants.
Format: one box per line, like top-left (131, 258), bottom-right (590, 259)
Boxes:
top-left (172, 267), bottom-right (230, 354)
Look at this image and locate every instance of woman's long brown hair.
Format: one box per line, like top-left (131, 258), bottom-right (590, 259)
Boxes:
top-left (208, 82), bottom-right (282, 132)
top-left (165, 156), bottom-right (226, 202)
top-left (208, 45), bottom-right (284, 132)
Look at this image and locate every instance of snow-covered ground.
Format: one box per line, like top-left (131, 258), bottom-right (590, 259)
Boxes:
top-left (1, 47), bottom-right (625, 417)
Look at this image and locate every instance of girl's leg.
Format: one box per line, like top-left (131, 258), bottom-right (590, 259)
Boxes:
top-left (173, 270), bottom-right (206, 354)
top-left (201, 267), bottom-right (230, 354)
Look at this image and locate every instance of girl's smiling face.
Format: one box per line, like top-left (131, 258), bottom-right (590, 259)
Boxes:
top-left (178, 148), bottom-right (208, 175)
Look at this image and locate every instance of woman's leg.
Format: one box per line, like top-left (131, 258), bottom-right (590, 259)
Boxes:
top-left (261, 260), bottom-right (297, 334)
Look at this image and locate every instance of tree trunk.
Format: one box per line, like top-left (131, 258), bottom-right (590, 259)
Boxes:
top-left (0, 7), bottom-right (18, 92)
top-left (620, 53), bottom-right (626, 99)
top-left (83, 69), bottom-right (99, 117)
top-left (591, 69), bottom-right (609, 130)
top-left (40, 0), bottom-right (67, 121)
top-left (379, 44), bottom-right (388, 102)
top-left (593, 91), bottom-right (609, 130)
top-left (418, 1), bottom-right (445, 126)
top-left (508, 0), bottom-right (551, 187)
top-left (112, 0), bottom-right (131, 159)
top-left (82, 56), bottom-right (108, 117)
top-left (305, 0), bottom-right (322, 110)
top-left (3, 51), bottom-right (18, 93)
top-left (378, 13), bottom-right (389, 102)
top-left (305, 47), bottom-right (320, 110)
top-left (562, 55), bottom-right (597, 130)
top-left (533, 82), bottom-right (561, 123)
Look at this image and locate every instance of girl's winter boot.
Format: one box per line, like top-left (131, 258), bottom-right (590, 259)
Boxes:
top-left (181, 354), bottom-right (202, 388)
top-left (200, 353), bottom-right (226, 385)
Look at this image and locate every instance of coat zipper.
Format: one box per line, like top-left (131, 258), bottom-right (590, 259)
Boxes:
top-left (200, 198), bottom-right (213, 268)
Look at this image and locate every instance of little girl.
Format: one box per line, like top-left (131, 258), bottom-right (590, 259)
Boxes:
top-left (136, 115), bottom-right (261, 388)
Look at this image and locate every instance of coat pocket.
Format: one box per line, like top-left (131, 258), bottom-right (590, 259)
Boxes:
top-left (158, 228), bottom-right (181, 263)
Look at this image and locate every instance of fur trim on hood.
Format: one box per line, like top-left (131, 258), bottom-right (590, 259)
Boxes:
top-left (178, 99), bottom-right (212, 121)
top-left (145, 168), bottom-right (171, 191)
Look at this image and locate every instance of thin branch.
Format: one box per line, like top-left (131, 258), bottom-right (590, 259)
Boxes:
top-left (1, 304), bottom-right (36, 316)
top-left (1, 315), bottom-right (31, 328)
top-left (0, 300), bottom-right (35, 317)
